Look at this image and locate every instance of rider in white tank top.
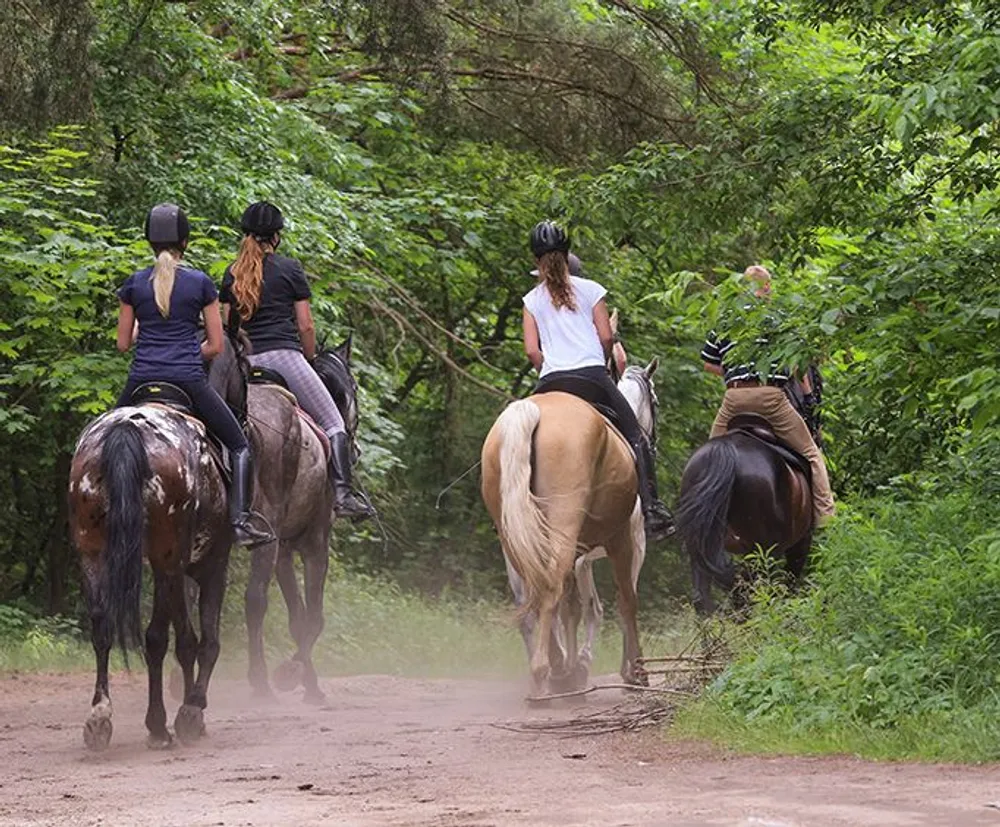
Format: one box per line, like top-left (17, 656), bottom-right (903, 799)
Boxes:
top-left (522, 276), bottom-right (607, 378)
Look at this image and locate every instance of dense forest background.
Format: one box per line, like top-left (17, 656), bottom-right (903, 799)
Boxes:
top-left (2, 0), bottom-right (1000, 752)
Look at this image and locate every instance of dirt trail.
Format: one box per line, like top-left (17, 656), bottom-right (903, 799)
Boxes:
top-left (1, 671), bottom-right (998, 826)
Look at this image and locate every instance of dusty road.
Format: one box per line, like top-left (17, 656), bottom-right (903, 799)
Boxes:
top-left (1, 671), bottom-right (999, 826)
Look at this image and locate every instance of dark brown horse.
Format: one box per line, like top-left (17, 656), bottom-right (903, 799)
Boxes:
top-left (69, 402), bottom-right (231, 750)
top-left (208, 335), bottom-right (360, 703)
top-left (676, 418), bottom-right (813, 616)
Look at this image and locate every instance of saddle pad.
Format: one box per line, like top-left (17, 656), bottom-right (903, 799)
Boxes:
top-left (253, 384), bottom-right (330, 461)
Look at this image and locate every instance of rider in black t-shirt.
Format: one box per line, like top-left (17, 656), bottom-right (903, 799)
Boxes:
top-left (221, 202), bottom-right (374, 521)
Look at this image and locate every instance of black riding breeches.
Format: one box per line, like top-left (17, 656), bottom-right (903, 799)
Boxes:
top-left (117, 376), bottom-right (249, 453)
top-left (534, 366), bottom-right (644, 455)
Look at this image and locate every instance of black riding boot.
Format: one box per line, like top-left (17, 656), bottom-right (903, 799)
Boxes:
top-left (230, 447), bottom-right (274, 547)
top-left (328, 433), bottom-right (376, 522)
top-left (636, 437), bottom-right (675, 542)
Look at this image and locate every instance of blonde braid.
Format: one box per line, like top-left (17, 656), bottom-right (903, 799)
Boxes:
top-left (151, 249), bottom-right (179, 318)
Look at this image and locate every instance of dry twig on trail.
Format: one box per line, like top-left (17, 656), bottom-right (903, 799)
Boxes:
top-left (494, 696), bottom-right (676, 737)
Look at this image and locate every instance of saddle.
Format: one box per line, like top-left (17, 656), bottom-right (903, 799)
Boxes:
top-left (727, 413), bottom-right (812, 482)
top-left (127, 382), bottom-right (230, 482)
top-left (130, 382), bottom-right (194, 413)
top-left (248, 367), bottom-right (331, 460)
top-left (532, 376), bottom-right (627, 444)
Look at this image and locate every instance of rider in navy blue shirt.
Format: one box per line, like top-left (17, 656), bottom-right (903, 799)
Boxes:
top-left (115, 203), bottom-right (272, 547)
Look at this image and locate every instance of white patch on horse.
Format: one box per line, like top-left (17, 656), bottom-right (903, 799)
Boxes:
top-left (145, 476), bottom-right (167, 505)
top-left (80, 473), bottom-right (98, 497)
top-left (167, 504), bottom-right (176, 515)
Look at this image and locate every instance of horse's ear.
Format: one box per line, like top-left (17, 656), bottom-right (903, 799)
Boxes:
top-left (335, 332), bottom-right (353, 363)
top-left (645, 357), bottom-right (659, 377)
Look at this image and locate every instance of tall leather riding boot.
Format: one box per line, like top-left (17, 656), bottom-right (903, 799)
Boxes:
top-left (230, 447), bottom-right (274, 547)
top-left (328, 433), bottom-right (376, 522)
top-left (635, 437), bottom-right (675, 542)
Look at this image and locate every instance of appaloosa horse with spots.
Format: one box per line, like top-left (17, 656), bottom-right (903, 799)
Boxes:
top-left (69, 402), bottom-right (231, 750)
top-left (208, 335), bottom-right (361, 703)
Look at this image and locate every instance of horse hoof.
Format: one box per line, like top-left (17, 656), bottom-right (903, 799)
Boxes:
top-left (174, 704), bottom-right (205, 745)
top-left (168, 667), bottom-right (184, 702)
top-left (272, 659), bottom-right (305, 692)
top-left (302, 687), bottom-right (327, 706)
top-left (570, 662), bottom-right (590, 691)
top-left (146, 731), bottom-right (174, 751)
top-left (83, 710), bottom-right (113, 752)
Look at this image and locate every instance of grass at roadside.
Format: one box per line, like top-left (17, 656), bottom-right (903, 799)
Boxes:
top-left (0, 563), bottom-right (697, 683)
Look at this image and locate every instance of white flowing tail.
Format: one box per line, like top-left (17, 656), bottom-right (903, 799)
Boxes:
top-left (497, 399), bottom-right (564, 616)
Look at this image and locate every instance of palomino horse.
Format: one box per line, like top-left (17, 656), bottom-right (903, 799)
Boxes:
top-left (208, 335), bottom-right (359, 703)
top-left (481, 361), bottom-right (659, 696)
top-left (503, 363), bottom-right (659, 691)
top-left (676, 417), bottom-right (813, 616)
top-left (69, 398), bottom-right (231, 750)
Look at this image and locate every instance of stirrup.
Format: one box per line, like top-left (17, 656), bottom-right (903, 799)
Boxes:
top-left (334, 491), bottom-right (376, 523)
top-left (233, 513), bottom-right (274, 547)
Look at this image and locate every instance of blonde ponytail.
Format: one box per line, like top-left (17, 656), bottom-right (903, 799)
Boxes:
top-left (230, 235), bottom-right (271, 320)
top-left (151, 249), bottom-right (179, 318)
top-left (538, 251), bottom-right (576, 311)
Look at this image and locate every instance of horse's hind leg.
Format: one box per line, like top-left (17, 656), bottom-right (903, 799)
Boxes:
top-left (575, 551), bottom-right (604, 682)
top-left (785, 533), bottom-right (811, 584)
top-left (606, 527), bottom-right (645, 686)
top-left (296, 545), bottom-right (330, 704)
top-left (246, 541), bottom-right (278, 698)
top-left (551, 572), bottom-right (585, 693)
top-left (145, 571), bottom-right (174, 749)
top-left (689, 551), bottom-right (716, 617)
top-left (504, 551), bottom-right (536, 658)
top-left (82, 565), bottom-right (114, 751)
top-left (272, 544), bottom-right (308, 693)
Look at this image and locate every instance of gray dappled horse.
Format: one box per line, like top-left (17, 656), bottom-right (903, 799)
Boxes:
top-left (493, 360), bottom-right (659, 695)
top-left (69, 398), bottom-right (232, 750)
top-left (208, 334), bottom-right (360, 703)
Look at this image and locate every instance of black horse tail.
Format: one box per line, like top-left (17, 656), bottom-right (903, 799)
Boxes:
top-left (99, 420), bottom-right (151, 663)
top-left (677, 437), bottom-right (738, 582)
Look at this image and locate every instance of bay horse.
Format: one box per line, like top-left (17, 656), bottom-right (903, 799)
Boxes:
top-left (69, 397), bottom-right (231, 750)
top-left (481, 361), bottom-right (659, 697)
top-left (207, 334), bottom-right (359, 703)
top-left (676, 415), bottom-right (813, 616)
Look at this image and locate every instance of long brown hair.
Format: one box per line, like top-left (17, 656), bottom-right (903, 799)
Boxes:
top-left (538, 250), bottom-right (576, 311)
top-left (229, 235), bottom-right (272, 319)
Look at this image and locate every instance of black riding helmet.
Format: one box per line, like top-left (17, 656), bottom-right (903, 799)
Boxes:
top-left (529, 220), bottom-right (570, 258)
top-left (144, 203), bottom-right (189, 246)
top-left (241, 201), bottom-right (284, 238)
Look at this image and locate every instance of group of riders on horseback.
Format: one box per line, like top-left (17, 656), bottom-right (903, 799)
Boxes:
top-left (114, 205), bottom-right (833, 550)
top-left (69, 206), bottom-right (835, 744)
top-left (115, 200), bottom-right (375, 550)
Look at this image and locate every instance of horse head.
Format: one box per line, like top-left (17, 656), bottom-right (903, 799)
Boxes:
top-left (619, 358), bottom-right (659, 447)
top-left (206, 333), bottom-right (250, 422)
top-left (312, 333), bottom-right (361, 465)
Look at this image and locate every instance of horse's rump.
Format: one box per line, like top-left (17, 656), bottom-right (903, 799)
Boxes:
top-left (481, 392), bottom-right (637, 612)
top-left (70, 406), bottom-right (225, 568)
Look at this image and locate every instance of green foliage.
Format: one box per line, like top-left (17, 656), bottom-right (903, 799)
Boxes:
top-left (698, 479), bottom-right (1000, 759)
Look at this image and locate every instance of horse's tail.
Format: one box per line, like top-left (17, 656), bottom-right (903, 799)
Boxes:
top-left (99, 420), bottom-right (151, 663)
top-left (496, 399), bottom-right (563, 617)
top-left (677, 437), bottom-right (737, 580)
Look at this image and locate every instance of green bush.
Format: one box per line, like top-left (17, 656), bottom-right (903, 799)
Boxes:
top-left (695, 487), bottom-right (1000, 759)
